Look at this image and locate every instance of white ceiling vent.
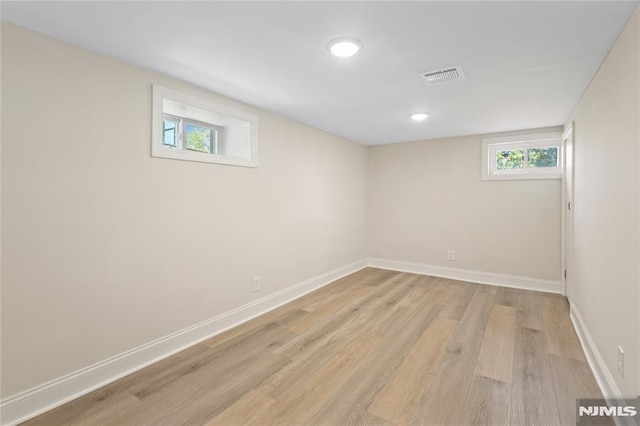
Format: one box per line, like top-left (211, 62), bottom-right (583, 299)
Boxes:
top-left (419, 66), bottom-right (465, 85)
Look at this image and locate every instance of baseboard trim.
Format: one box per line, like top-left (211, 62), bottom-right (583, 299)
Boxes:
top-left (0, 258), bottom-right (368, 426)
top-left (570, 303), bottom-right (621, 399)
top-left (368, 257), bottom-right (561, 293)
top-left (569, 304), bottom-right (635, 426)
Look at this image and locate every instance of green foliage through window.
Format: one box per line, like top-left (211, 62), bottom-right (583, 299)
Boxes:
top-left (496, 146), bottom-right (558, 171)
top-left (185, 124), bottom-right (212, 153)
top-left (527, 147), bottom-right (558, 168)
top-left (496, 150), bottom-right (524, 170)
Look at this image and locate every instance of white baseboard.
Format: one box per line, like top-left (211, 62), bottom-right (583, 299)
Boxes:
top-left (569, 304), bottom-right (636, 426)
top-left (0, 258), bottom-right (368, 426)
top-left (569, 303), bottom-right (621, 399)
top-left (368, 257), bottom-right (562, 293)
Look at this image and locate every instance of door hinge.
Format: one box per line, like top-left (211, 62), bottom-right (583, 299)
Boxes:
top-left (568, 202), bottom-right (572, 210)
top-left (564, 269), bottom-right (567, 279)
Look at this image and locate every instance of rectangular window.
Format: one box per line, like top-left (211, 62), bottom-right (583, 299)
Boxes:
top-left (152, 85), bottom-right (258, 167)
top-left (496, 149), bottom-right (524, 170)
top-left (527, 146), bottom-right (558, 168)
top-left (482, 133), bottom-right (562, 180)
top-left (184, 122), bottom-right (214, 154)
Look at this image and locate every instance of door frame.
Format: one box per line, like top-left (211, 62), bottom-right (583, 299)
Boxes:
top-left (561, 122), bottom-right (574, 297)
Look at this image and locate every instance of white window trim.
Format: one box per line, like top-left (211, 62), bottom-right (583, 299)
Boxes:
top-left (152, 85), bottom-right (258, 168)
top-left (481, 132), bottom-right (562, 181)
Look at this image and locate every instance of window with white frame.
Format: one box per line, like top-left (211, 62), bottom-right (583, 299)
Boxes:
top-left (481, 133), bottom-right (562, 180)
top-left (152, 85), bottom-right (258, 167)
top-left (162, 114), bottom-right (220, 154)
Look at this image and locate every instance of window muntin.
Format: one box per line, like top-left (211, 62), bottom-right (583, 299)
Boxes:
top-left (152, 85), bottom-right (258, 167)
top-left (482, 133), bottom-right (562, 180)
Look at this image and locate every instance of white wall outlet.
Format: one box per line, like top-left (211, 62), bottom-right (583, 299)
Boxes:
top-left (252, 276), bottom-right (261, 293)
top-left (447, 250), bottom-right (455, 261)
top-left (617, 346), bottom-right (624, 378)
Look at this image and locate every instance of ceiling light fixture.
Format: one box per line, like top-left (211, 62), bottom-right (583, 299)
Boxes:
top-left (327, 37), bottom-right (362, 58)
top-left (410, 113), bottom-right (429, 121)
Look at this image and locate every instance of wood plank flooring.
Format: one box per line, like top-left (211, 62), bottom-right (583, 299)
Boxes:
top-left (23, 268), bottom-right (603, 426)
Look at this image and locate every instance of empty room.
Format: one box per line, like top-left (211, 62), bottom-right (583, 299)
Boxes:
top-left (1, 1), bottom-right (639, 425)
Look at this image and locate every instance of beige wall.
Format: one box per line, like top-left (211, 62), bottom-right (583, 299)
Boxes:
top-left (567, 7), bottom-right (639, 396)
top-left (0, 24), bottom-right (368, 398)
top-left (368, 129), bottom-right (563, 281)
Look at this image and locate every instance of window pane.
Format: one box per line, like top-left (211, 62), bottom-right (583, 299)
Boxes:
top-left (163, 120), bottom-right (177, 147)
top-left (185, 124), bottom-right (212, 153)
top-left (528, 147), bottom-right (558, 168)
top-left (496, 149), bottom-right (524, 170)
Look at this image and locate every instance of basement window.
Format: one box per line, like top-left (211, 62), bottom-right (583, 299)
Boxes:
top-left (163, 115), bottom-right (220, 154)
top-left (481, 133), bottom-right (562, 180)
top-left (152, 85), bottom-right (258, 167)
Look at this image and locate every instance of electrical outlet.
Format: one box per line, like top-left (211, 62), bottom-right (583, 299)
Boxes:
top-left (447, 250), bottom-right (455, 261)
top-left (252, 276), bottom-right (261, 293)
top-left (617, 346), bottom-right (624, 378)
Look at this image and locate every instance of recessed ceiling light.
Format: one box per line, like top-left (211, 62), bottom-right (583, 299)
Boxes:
top-left (411, 113), bottom-right (429, 121)
top-left (327, 37), bottom-right (362, 58)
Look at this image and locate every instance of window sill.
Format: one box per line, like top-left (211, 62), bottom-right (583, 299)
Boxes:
top-left (151, 146), bottom-right (258, 168)
top-left (481, 172), bottom-right (561, 181)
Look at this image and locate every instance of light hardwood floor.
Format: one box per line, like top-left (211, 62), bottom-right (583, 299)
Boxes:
top-left (24, 268), bottom-right (605, 426)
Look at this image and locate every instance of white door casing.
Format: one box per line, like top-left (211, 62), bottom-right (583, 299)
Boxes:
top-left (562, 123), bottom-right (575, 298)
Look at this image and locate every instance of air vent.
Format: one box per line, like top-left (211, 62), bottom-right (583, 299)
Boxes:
top-left (419, 66), bottom-right (465, 85)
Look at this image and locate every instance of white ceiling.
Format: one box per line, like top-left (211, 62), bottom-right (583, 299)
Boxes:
top-left (2, 1), bottom-right (637, 145)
